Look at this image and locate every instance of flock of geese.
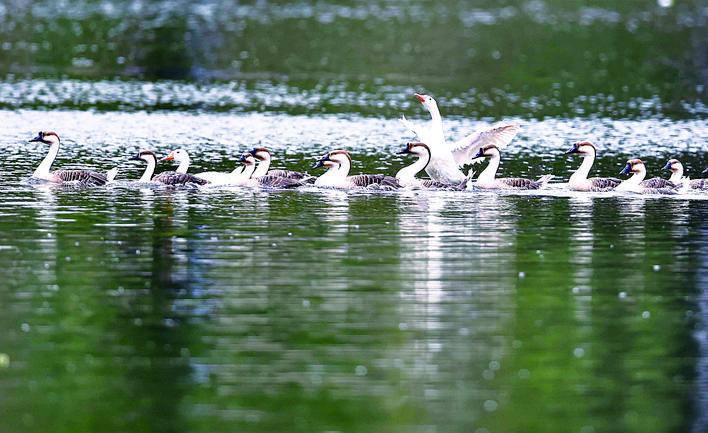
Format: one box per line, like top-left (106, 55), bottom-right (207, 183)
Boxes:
top-left (27, 94), bottom-right (707, 194)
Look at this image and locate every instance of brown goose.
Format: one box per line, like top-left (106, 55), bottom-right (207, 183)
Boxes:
top-left (564, 141), bottom-right (621, 191)
top-left (312, 150), bottom-right (400, 189)
top-left (249, 147), bottom-right (314, 182)
top-left (473, 145), bottom-right (553, 189)
top-left (396, 142), bottom-right (465, 190)
top-left (29, 131), bottom-right (117, 186)
top-left (130, 150), bottom-right (208, 186)
top-left (662, 159), bottom-right (707, 190)
top-left (616, 159), bottom-right (678, 194)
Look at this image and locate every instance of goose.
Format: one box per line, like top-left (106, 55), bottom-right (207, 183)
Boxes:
top-left (234, 152), bottom-right (302, 188)
top-left (249, 147), bottom-right (314, 182)
top-left (312, 150), bottom-right (401, 189)
top-left (564, 141), bottom-right (621, 191)
top-left (616, 159), bottom-right (678, 194)
top-left (662, 159), bottom-right (708, 190)
top-left (129, 150), bottom-right (207, 185)
top-left (162, 148), bottom-right (191, 174)
top-left (29, 131), bottom-right (118, 186)
top-left (400, 93), bottom-right (520, 183)
top-left (396, 142), bottom-right (465, 189)
top-left (473, 145), bottom-right (553, 189)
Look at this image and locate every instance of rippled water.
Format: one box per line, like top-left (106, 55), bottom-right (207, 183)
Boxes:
top-left (1, 109), bottom-right (707, 433)
top-left (1, 0), bottom-right (708, 432)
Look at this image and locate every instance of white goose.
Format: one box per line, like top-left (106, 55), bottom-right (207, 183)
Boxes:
top-left (129, 150), bottom-right (207, 185)
top-left (616, 159), bottom-right (678, 194)
top-left (29, 131), bottom-right (117, 186)
top-left (564, 141), bottom-right (621, 191)
top-left (473, 145), bottom-right (553, 190)
top-left (312, 150), bottom-right (401, 189)
top-left (396, 142), bottom-right (465, 189)
top-left (662, 159), bottom-right (707, 190)
top-left (400, 93), bottom-right (520, 184)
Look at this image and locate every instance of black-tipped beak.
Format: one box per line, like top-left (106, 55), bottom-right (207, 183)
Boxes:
top-left (129, 153), bottom-right (141, 161)
top-left (619, 163), bottom-right (632, 175)
top-left (239, 154), bottom-right (248, 163)
top-left (312, 154), bottom-right (330, 169)
top-left (248, 148), bottom-right (257, 156)
top-left (474, 148), bottom-right (485, 159)
top-left (397, 146), bottom-right (411, 155)
top-left (29, 132), bottom-right (43, 143)
top-left (564, 145), bottom-right (578, 155)
top-left (661, 161), bottom-right (672, 171)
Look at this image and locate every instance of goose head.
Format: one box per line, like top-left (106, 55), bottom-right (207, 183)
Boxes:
top-left (162, 148), bottom-right (189, 163)
top-left (474, 144), bottom-right (501, 159)
top-left (249, 147), bottom-right (271, 161)
top-left (564, 141), bottom-right (596, 156)
top-left (238, 152), bottom-right (256, 167)
top-left (29, 131), bottom-right (61, 145)
top-left (129, 149), bottom-right (157, 163)
top-left (662, 158), bottom-right (682, 173)
top-left (620, 158), bottom-right (645, 176)
top-left (414, 93), bottom-right (439, 114)
top-left (398, 141), bottom-right (431, 157)
top-left (312, 150), bottom-right (351, 169)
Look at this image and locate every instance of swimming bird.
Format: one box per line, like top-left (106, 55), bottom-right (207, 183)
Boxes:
top-left (29, 131), bottom-right (117, 186)
top-left (130, 150), bottom-right (207, 185)
top-left (662, 159), bottom-right (707, 190)
top-left (473, 145), bottom-right (553, 189)
top-left (616, 159), bottom-right (678, 194)
top-left (564, 141), bottom-right (621, 191)
top-left (248, 147), bottom-right (314, 181)
top-left (396, 142), bottom-right (465, 189)
top-left (312, 150), bottom-right (401, 189)
top-left (233, 152), bottom-right (302, 188)
top-left (400, 93), bottom-right (520, 183)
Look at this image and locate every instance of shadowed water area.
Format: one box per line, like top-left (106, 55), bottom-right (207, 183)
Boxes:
top-left (1, 1), bottom-right (707, 433)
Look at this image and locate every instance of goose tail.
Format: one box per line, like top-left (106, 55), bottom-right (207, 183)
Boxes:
top-left (536, 174), bottom-right (554, 187)
top-left (106, 167), bottom-right (119, 183)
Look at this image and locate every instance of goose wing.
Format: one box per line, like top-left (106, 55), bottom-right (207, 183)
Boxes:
top-left (641, 177), bottom-right (676, 189)
top-left (421, 179), bottom-right (466, 190)
top-left (450, 123), bottom-right (520, 166)
top-left (255, 175), bottom-right (302, 189)
top-left (53, 169), bottom-right (108, 186)
top-left (268, 169), bottom-right (310, 180)
top-left (498, 177), bottom-right (541, 189)
top-left (590, 177), bottom-right (621, 190)
top-left (348, 174), bottom-right (401, 188)
top-left (153, 171), bottom-right (208, 186)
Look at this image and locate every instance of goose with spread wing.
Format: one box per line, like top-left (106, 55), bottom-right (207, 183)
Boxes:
top-left (29, 131), bottom-right (117, 186)
top-left (400, 93), bottom-right (520, 184)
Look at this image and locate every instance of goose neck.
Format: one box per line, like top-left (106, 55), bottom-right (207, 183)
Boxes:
top-left (33, 141), bottom-right (60, 178)
top-left (139, 156), bottom-right (156, 182)
top-left (176, 157), bottom-right (190, 174)
top-left (477, 153), bottom-right (500, 183)
top-left (396, 150), bottom-right (430, 182)
top-left (569, 152), bottom-right (595, 183)
top-left (253, 154), bottom-right (271, 177)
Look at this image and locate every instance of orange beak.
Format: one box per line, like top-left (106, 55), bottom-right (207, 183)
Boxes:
top-left (414, 93), bottom-right (426, 103)
top-left (162, 152), bottom-right (175, 161)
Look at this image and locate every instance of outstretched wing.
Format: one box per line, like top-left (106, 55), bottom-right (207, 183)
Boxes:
top-left (450, 123), bottom-right (520, 166)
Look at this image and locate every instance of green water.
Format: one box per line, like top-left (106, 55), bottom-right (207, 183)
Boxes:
top-left (0, 1), bottom-right (707, 433)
